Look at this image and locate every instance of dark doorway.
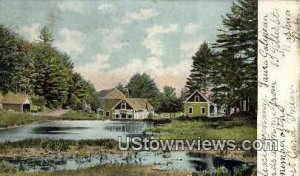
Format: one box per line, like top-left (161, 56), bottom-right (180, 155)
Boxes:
top-left (23, 104), bottom-right (31, 112)
top-left (210, 105), bottom-right (214, 114)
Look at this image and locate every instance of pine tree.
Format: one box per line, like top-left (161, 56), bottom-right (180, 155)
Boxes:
top-left (39, 27), bottom-right (54, 45)
top-left (0, 25), bottom-right (32, 93)
top-left (186, 42), bottom-right (213, 95)
top-left (213, 0), bottom-right (257, 112)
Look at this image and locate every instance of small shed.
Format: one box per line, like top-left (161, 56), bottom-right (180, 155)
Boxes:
top-left (2, 93), bottom-right (31, 112)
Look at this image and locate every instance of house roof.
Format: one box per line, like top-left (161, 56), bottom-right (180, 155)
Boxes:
top-left (113, 98), bottom-right (154, 111)
top-left (183, 90), bottom-right (211, 103)
top-left (104, 88), bottom-right (126, 99)
top-left (105, 99), bottom-right (122, 111)
top-left (2, 93), bottom-right (30, 105)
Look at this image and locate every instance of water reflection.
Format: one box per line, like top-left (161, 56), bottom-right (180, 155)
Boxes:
top-left (0, 120), bottom-right (151, 143)
top-left (1, 151), bottom-right (252, 174)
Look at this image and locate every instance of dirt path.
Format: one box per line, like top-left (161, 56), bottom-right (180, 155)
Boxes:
top-left (39, 109), bottom-right (69, 117)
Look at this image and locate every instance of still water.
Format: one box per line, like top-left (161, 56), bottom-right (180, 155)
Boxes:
top-left (0, 120), bottom-right (254, 174)
top-left (0, 120), bottom-right (150, 143)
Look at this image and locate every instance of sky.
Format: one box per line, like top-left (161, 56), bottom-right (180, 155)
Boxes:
top-left (0, 0), bottom-right (233, 93)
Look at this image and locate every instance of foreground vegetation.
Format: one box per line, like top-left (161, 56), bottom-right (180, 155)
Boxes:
top-left (0, 162), bottom-right (257, 176)
top-left (0, 163), bottom-right (187, 176)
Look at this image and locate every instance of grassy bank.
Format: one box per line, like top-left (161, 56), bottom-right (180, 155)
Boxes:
top-left (147, 116), bottom-right (256, 142)
top-left (58, 110), bottom-right (98, 120)
top-left (0, 111), bottom-right (44, 128)
top-left (0, 110), bottom-right (99, 128)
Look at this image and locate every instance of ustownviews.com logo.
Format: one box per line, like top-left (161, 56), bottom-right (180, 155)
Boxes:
top-left (118, 137), bottom-right (278, 151)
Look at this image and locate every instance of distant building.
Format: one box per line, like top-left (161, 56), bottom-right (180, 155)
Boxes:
top-left (1, 93), bottom-right (31, 112)
top-left (183, 90), bottom-right (217, 117)
top-left (102, 88), bottom-right (154, 120)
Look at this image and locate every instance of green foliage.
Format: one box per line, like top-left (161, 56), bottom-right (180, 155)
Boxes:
top-left (38, 26), bottom-right (54, 45)
top-left (149, 117), bottom-right (257, 142)
top-left (157, 86), bottom-right (183, 113)
top-left (127, 73), bottom-right (161, 109)
top-left (31, 95), bottom-right (45, 112)
top-left (184, 0), bottom-right (258, 113)
top-left (0, 25), bottom-right (33, 93)
top-left (0, 162), bottom-right (17, 174)
top-left (212, 0), bottom-right (257, 112)
top-left (0, 25), bottom-right (99, 111)
top-left (186, 42), bottom-right (214, 95)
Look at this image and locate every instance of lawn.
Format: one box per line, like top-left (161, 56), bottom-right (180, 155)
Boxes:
top-left (0, 111), bottom-right (44, 128)
top-left (147, 116), bottom-right (257, 142)
top-left (0, 110), bottom-right (99, 128)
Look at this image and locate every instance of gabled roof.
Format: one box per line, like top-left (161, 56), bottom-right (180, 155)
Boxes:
top-left (104, 88), bottom-right (126, 99)
top-left (113, 98), bottom-right (154, 111)
top-left (2, 93), bottom-right (31, 105)
top-left (183, 90), bottom-right (211, 103)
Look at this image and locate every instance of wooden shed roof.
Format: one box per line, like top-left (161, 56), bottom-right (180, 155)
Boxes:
top-left (2, 93), bottom-right (30, 105)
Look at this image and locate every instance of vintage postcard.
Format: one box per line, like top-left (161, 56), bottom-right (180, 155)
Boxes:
top-left (0, 0), bottom-right (299, 175)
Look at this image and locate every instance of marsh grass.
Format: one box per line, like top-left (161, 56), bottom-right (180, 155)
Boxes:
top-left (0, 164), bottom-right (186, 176)
top-left (146, 116), bottom-right (257, 143)
top-left (0, 139), bottom-right (118, 152)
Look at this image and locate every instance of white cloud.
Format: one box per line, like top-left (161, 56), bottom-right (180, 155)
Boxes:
top-left (97, 4), bottom-right (114, 12)
top-left (100, 28), bottom-right (127, 53)
top-left (76, 55), bottom-right (191, 93)
top-left (75, 23), bottom-right (191, 93)
top-left (18, 23), bottom-right (42, 42)
top-left (122, 8), bottom-right (159, 24)
top-left (143, 24), bottom-right (178, 57)
top-left (180, 41), bottom-right (199, 54)
top-left (56, 1), bottom-right (85, 13)
top-left (77, 54), bottom-right (111, 72)
top-left (183, 23), bottom-right (199, 34)
top-left (54, 28), bottom-right (85, 54)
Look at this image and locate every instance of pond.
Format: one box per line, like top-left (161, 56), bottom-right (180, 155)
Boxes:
top-left (0, 120), bottom-right (150, 143)
top-left (0, 120), bottom-right (254, 174)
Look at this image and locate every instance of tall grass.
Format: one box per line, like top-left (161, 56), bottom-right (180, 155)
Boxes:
top-left (0, 139), bottom-right (118, 152)
top-left (147, 117), bottom-right (257, 142)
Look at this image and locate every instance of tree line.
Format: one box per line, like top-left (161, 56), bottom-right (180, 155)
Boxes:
top-left (186, 0), bottom-right (257, 114)
top-left (112, 73), bottom-right (184, 113)
top-left (0, 26), bottom-right (100, 112)
top-left (114, 0), bottom-right (257, 114)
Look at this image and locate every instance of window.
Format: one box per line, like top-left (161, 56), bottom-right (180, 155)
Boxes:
top-left (121, 102), bottom-right (126, 109)
top-left (106, 111), bottom-right (110, 117)
top-left (201, 108), bottom-right (206, 114)
top-left (189, 107), bottom-right (193, 114)
top-left (128, 114), bottom-right (132, 119)
top-left (115, 114), bottom-right (119, 119)
top-left (194, 96), bottom-right (200, 102)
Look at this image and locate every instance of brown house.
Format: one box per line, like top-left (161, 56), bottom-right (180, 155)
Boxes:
top-left (2, 93), bottom-right (31, 112)
top-left (102, 88), bottom-right (154, 119)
